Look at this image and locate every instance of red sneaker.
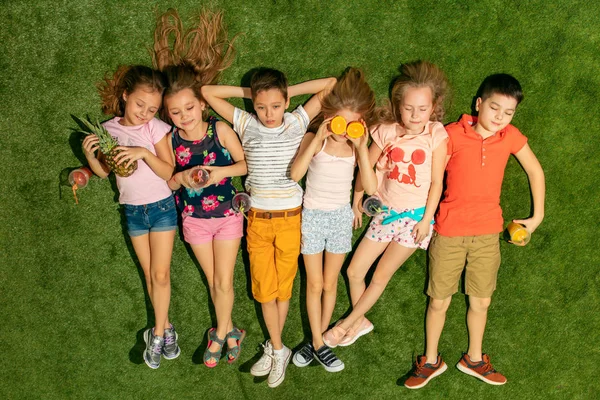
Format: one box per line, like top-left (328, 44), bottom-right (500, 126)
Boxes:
top-left (404, 355), bottom-right (447, 389)
top-left (456, 353), bottom-right (507, 385)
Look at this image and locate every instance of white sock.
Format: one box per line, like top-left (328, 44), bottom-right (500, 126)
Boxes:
top-left (273, 346), bottom-right (287, 355)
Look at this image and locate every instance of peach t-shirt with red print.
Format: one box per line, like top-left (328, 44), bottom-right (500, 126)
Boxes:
top-left (371, 121), bottom-right (448, 210)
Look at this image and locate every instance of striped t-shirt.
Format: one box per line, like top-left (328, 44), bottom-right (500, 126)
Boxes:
top-left (233, 106), bottom-right (309, 210)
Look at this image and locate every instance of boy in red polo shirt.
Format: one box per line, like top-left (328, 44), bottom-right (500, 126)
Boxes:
top-left (404, 74), bottom-right (545, 389)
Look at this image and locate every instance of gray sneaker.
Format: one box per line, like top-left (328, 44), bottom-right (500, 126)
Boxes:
top-left (250, 340), bottom-right (273, 377)
top-left (162, 324), bottom-right (181, 360)
top-left (143, 328), bottom-right (164, 369)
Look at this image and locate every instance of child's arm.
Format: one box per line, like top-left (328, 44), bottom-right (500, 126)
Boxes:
top-left (352, 142), bottom-right (384, 228)
top-left (290, 118), bottom-right (333, 182)
top-left (201, 121), bottom-right (247, 186)
top-left (288, 77), bottom-right (337, 121)
top-left (82, 134), bottom-right (111, 178)
top-left (347, 124), bottom-right (377, 195)
top-left (513, 143), bottom-right (545, 232)
top-left (113, 136), bottom-right (174, 181)
top-left (412, 139), bottom-right (448, 244)
top-left (201, 85), bottom-right (252, 125)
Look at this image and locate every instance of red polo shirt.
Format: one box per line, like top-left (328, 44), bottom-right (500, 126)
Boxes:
top-left (435, 114), bottom-right (528, 236)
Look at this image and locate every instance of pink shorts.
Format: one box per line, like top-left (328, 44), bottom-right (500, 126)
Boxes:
top-left (365, 210), bottom-right (433, 249)
top-left (182, 213), bottom-right (243, 244)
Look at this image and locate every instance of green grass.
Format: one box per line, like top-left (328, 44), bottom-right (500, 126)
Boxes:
top-left (1, 0), bottom-right (599, 399)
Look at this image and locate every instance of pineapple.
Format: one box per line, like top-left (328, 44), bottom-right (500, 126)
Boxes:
top-left (79, 118), bottom-right (138, 177)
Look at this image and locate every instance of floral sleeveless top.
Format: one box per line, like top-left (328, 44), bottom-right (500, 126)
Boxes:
top-left (172, 117), bottom-right (237, 219)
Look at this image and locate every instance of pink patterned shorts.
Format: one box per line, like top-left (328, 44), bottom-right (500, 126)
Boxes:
top-left (365, 209), bottom-right (433, 249)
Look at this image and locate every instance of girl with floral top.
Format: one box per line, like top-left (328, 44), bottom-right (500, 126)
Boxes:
top-left (153, 8), bottom-right (247, 368)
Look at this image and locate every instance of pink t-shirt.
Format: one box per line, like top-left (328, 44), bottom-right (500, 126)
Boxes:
top-left (102, 117), bottom-right (172, 205)
top-left (372, 121), bottom-right (448, 210)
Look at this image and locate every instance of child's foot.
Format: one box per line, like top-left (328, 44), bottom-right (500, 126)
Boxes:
top-left (456, 353), bottom-right (507, 385)
top-left (143, 328), bottom-right (164, 369)
top-left (322, 324), bottom-right (348, 348)
top-left (250, 340), bottom-right (273, 377)
top-left (268, 346), bottom-right (291, 388)
top-left (313, 345), bottom-right (344, 372)
top-left (292, 342), bottom-right (314, 367)
top-left (204, 328), bottom-right (225, 368)
top-left (225, 327), bottom-right (246, 364)
top-left (404, 355), bottom-right (447, 389)
top-left (162, 324), bottom-right (181, 360)
top-left (339, 317), bottom-right (374, 347)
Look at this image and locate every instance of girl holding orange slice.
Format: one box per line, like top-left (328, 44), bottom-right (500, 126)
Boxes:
top-left (289, 68), bottom-right (378, 372)
top-left (322, 61), bottom-right (449, 350)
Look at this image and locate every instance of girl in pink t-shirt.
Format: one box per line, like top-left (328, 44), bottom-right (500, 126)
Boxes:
top-left (82, 65), bottom-right (179, 369)
top-left (323, 61), bottom-right (449, 349)
top-left (289, 68), bottom-right (378, 372)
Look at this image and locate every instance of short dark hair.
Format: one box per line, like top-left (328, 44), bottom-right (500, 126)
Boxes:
top-left (477, 73), bottom-right (523, 105)
top-left (250, 68), bottom-right (288, 100)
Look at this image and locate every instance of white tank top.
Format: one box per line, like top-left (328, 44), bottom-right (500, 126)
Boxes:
top-left (303, 139), bottom-right (356, 210)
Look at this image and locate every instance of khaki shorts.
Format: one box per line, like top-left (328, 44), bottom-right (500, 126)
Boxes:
top-left (246, 207), bottom-right (301, 303)
top-left (427, 232), bottom-right (501, 299)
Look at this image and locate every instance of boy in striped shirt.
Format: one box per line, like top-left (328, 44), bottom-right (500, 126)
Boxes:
top-left (202, 69), bottom-right (335, 387)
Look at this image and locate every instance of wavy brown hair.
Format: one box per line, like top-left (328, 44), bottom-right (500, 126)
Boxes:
top-left (309, 67), bottom-right (376, 132)
top-left (97, 65), bottom-right (166, 116)
top-left (375, 60), bottom-right (448, 125)
top-left (152, 8), bottom-right (237, 121)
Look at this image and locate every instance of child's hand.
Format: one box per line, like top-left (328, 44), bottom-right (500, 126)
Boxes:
top-left (200, 165), bottom-right (227, 187)
top-left (352, 202), bottom-right (364, 229)
top-left (82, 135), bottom-right (99, 158)
top-left (412, 219), bottom-right (430, 244)
top-left (172, 171), bottom-right (190, 188)
top-left (316, 117), bottom-right (334, 141)
top-left (347, 120), bottom-right (370, 149)
top-left (113, 146), bottom-right (148, 168)
top-left (513, 217), bottom-right (542, 234)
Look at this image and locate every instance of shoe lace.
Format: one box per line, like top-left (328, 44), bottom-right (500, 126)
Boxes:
top-left (150, 338), bottom-right (163, 355)
top-left (479, 360), bottom-right (496, 374)
top-left (164, 331), bottom-right (175, 346)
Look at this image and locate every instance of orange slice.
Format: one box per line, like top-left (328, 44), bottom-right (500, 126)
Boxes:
top-left (330, 115), bottom-right (347, 135)
top-left (346, 121), bottom-right (365, 138)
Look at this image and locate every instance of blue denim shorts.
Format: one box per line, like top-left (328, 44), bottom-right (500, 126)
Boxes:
top-left (123, 196), bottom-right (177, 237)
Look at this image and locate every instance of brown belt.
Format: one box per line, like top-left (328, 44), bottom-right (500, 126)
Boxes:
top-left (249, 207), bottom-right (302, 219)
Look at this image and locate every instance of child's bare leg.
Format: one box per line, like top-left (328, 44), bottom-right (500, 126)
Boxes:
top-left (148, 230), bottom-right (176, 337)
top-left (425, 296), bottom-right (452, 363)
top-left (303, 253), bottom-right (325, 347)
top-left (213, 238), bottom-right (241, 349)
top-left (191, 242), bottom-right (216, 300)
top-left (131, 234), bottom-right (153, 296)
top-left (321, 252), bottom-right (346, 332)
top-left (130, 234), bottom-right (171, 328)
top-left (339, 244), bottom-right (416, 331)
top-left (262, 300), bottom-right (283, 349)
top-left (466, 296), bottom-right (491, 362)
top-left (277, 299), bottom-right (289, 335)
top-left (346, 239), bottom-right (389, 306)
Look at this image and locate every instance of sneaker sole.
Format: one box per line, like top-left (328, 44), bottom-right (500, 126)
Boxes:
top-left (268, 351), bottom-right (291, 388)
top-left (456, 362), bottom-right (507, 385)
top-left (162, 347), bottom-right (181, 360)
top-left (250, 367), bottom-right (271, 377)
top-left (292, 353), bottom-right (313, 368)
top-left (143, 330), bottom-right (160, 369)
top-left (314, 356), bottom-right (345, 373)
top-left (404, 362), bottom-right (447, 389)
top-left (338, 322), bottom-right (374, 347)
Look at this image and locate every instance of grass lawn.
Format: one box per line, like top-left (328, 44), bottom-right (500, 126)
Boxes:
top-left (1, 0), bottom-right (598, 399)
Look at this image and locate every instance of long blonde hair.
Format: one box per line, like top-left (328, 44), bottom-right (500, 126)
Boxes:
top-left (309, 67), bottom-right (376, 131)
top-left (152, 8), bottom-right (237, 120)
top-left (375, 60), bottom-right (448, 125)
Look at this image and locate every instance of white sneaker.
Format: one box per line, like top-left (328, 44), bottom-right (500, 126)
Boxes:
top-left (268, 346), bottom-right (291, 388)
top-left (250, 340), bottom-right (273, 377)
